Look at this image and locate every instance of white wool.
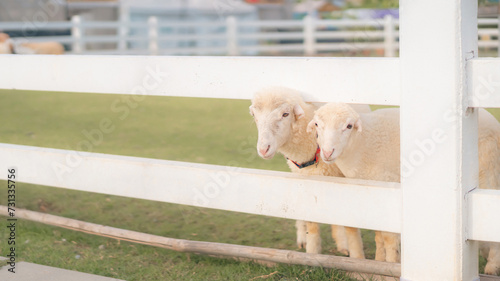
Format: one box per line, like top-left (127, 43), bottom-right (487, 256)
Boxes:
top-left (310, 103), bottom-right (400, 263)
top-left (311, 103), bottom-right (500, 271)
top-left (250, 87), bottom-right (369, 258)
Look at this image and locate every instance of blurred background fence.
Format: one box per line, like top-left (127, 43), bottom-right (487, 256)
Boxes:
top-left (1, 15), bottom-right (499, 57)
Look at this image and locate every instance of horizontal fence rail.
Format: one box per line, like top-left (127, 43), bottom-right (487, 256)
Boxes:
top-left (1, 55), bottom-right (499, 107)
top-left (469, 190), bottom-right (500, 243)
top-left (0, 55), bottom-right (401, 105)
top-left (0, 143), bottom-right (402, 233)
top-left (0, 205), bottom-right (402, 277)
top-left (468, 58), bottom-right (500, 108)
top-left (0, 17), bottom-right (497, 56)
top-left (1, 143), bottom-right (500, 243)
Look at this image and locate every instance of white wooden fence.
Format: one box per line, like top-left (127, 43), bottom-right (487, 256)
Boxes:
top-left (1, 14), bottom-right (499, 57)
top-left (1, 1), bottom-right (500, 280)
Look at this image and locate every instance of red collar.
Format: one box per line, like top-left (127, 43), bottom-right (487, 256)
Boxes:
top-left (287, 146), bottom-right (320, 169)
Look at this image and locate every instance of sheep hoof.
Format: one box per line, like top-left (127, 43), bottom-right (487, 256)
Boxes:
top-left (305, 234), bottom-right (322, 254)
top-left (338, 249), bottom-right (349, 256)
top-left (296, 236), bottom-right (307, 249)
top-left (306, 245), bottom-right (321, 254)
top-left (485, 263), bottom-right (500, 276)
top-left (375, 255), bottom-right (386, 262)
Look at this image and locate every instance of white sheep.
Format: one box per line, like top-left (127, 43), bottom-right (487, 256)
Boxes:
top-left (0, 33), bottom-right (13, 54)
top-left (309, 103), bottom-right (500, 270)
top-left (477, 109), bottom-right (500, 276)
top-left (308, 103), bottom-right (400, 262)
top-left (0, 33), bottom-right (64, 55)
top-left (249, 86), bottom-right (370, 258)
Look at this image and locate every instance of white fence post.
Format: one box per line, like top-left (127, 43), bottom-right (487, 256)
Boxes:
top-left (303, 15), bottom-right (316, 56)
top-left (400, 0), bottom-right (479, 280)
top-left (148, 16), bottom-right (159, 56)
top-left (383, 15), bottom-right (395, 57)
top-left (71, 15), bottom-right (83, 54)
top-left (118, 4), bottom-right (129, 53)
top-left (226, 16), bottom-right (239, 56)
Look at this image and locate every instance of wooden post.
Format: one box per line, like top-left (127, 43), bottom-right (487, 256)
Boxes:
top-left (400, 1), bottom-right (479, 280)
top-left (148, 16), bottom-right (159, 56)
top-left (303, 15), bottom-right (316, 56)
top-left (226, 16), bottom-right (239, 56)
top-left (0, 205), bottom-right (401, 278)
top-left (71, 15), bottom-right (83, 54)
top-left (383, 15), bottom-right (395, 57)
top-left (118, 4), bottom-right (129, 53)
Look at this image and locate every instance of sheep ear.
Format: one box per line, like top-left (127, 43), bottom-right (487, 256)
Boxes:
top-left (249, 105), bottom-right (254, 116)
top-left (307, 120), bottom-right (316, 133)
top-left (293, 104), bottom-right (305, 120)
top-left (355, 119), bottom-right (362, 132)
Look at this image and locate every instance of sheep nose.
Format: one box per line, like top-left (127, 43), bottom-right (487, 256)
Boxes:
top-left (259, 145), bottom-right (270, 156)
top-left (323, 148), bottom-right (334, 159)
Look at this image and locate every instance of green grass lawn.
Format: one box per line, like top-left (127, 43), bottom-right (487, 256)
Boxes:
top-left (0, 90), bottom-right (374, 281)
top-left (0, 90), bottom-right (498, 280)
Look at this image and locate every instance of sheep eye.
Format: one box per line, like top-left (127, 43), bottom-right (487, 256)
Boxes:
top-left (346, 124), bottom-right (353, 129)
top-left (282, 113), bottom-right (289, 117)
top-left (315, 123), bottom-right (318, 127)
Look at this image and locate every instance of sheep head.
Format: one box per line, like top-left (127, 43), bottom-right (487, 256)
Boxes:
top-left (0, 33), bottom-right (12, 54)
top-left (0, 33), bottom-right (10, 43)
top-left (250, 87), bottom-right (305, 159)
top-left (308, 103), bottom-right (362, 163)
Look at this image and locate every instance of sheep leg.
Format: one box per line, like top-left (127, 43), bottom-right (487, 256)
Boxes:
top-left (306, 221), bottom-right (322, 254)
top-left (295, 220), bottom-right (307, 249)
top-left (345, 226), bottom-right (365, 259)
top-left (485, 242), bottom-right (500, 276)
top-left (331, 225), bottom-right (349, 255)
top-left (374, 231), bottom-right (386, 261)
top-left (480, 241), bottom-right (490, 259)
top-left (382, 231), bottom-right (401, 263)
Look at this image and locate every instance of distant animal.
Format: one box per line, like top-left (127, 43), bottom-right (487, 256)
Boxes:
top-left (0, 33), bottom-right (64, 55)
top-left (0, 33), bottom-right (13, 54)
